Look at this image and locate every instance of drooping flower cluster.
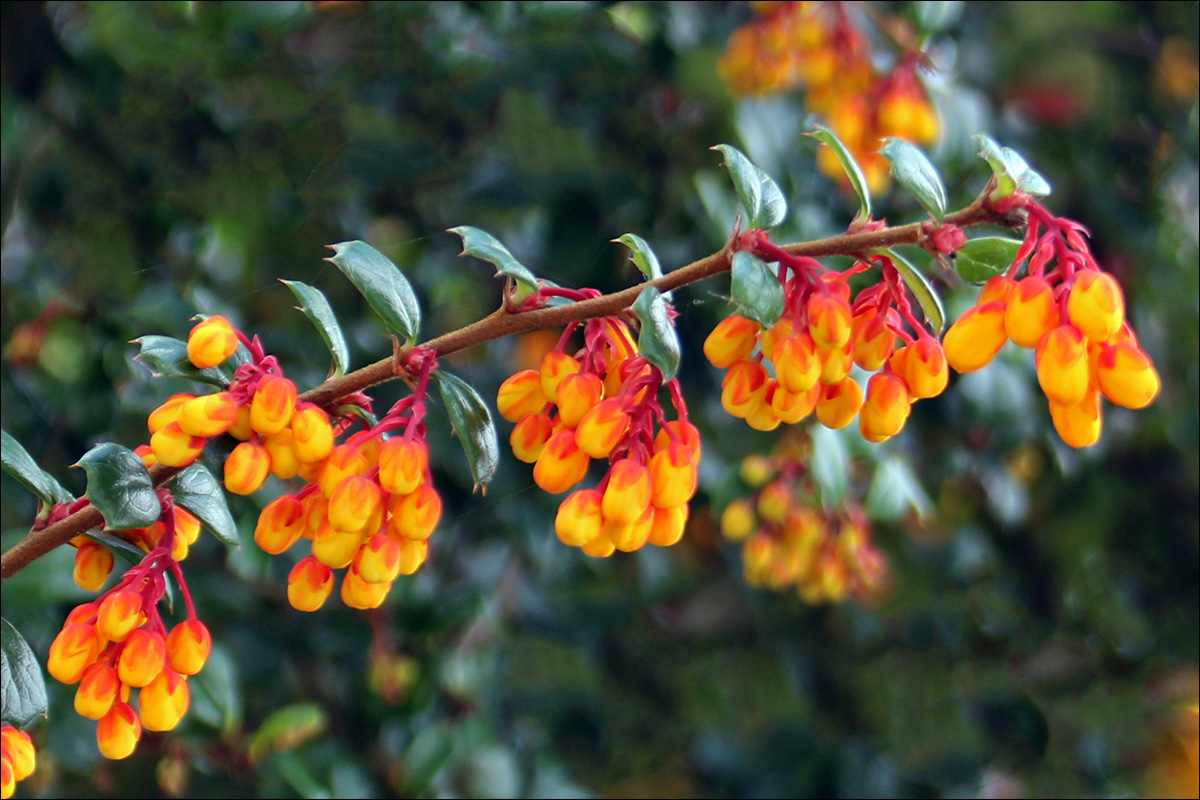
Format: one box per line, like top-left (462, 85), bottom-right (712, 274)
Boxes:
top-left (0, 727), bottom-right (35, 799)
top-left (944, 199), bottom-right (1161, 447)
top-left (720, 434), bottom-right (886, 603)
top-left (706, 233), bottom-right (950, 442)
top-left (719, 1), bottom-right (938, 193)
top-left (498, 315), bottom-right (700, 556)
top-left (46, 496), bottom-right (211, 760)
top-left (69, 505), bottom-right (201, 592)
top-left (254, 349), bottom-right (441, 611)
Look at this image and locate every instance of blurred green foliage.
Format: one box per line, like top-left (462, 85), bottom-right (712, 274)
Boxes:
top-left (1, 2), bottom-right (1197, 797)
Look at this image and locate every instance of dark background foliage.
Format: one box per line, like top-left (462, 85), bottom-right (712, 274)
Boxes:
top-left (1, 2), bottom-right (1196, 797)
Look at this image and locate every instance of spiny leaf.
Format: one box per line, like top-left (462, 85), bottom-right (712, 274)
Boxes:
top-left (173, 463), bottom-right (239, 546)
top-left (76, 443), bottom-right (160, 530)
top-left (433, 371), bottom-right (499, 490)
top-left (886, 249), bottom-right (946, 336)
top-left (326, 240), bottom-right (421, 345)
top-left (632, 286), bottom-right (681, 380)
top-left (880, 138), bottom-right (948, 220)
top-left (711, 144), bottom-right (788, 230)
top-left (808, 125), bottom-right (872, 222)
top-left (1, 429), bottom-right (74, 507)
top-left (449, 226), bottom-right (542, 304)
top-left (280, 279), bottom-right (350, 378)
top-left (616, 232), bottom-right (665, 280)
top-left (1, 618), bottom-right (47, 729)
top-left (956, 236), bottom-right (1021, 284)
top-left (975, 134), bottom-right (1052, 198)
top-left (730, 251), bottom-right (784, 326)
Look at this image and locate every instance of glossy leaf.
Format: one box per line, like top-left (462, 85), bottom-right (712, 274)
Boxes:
top-left (616, 233), bottom-right (664, 280)
top-left (85, 529), bottom-right (153, 568)
top-left (808, 125), bottom-right (872, 222)
top-left (326, 240), bottom-right (421, 344)
top-left (76, 443), bottom-right (160, 530)
top-left (810, 424), bottom-right (847, 506)
top-left (449, 225), bottom-right (541, 304)
top-left (247, 702), bottom-right (328, 764)
top-left (880, 138), bottom-right (947, 220)
top-left (730, 251), bottom-right (784, 326)
top-left (1, 618), bottom-right (47, 729)
top-left (280, 279), bottom-right (350, 377)
top-left (632, 286), bottom-right (680, 380)
top-left (712, 144), bottom-right (788, 230)
top-left (433, 371), bottom-right (499, 490)
top-left (975, 134), bottom-right (1052, 198)
top-left (173, 463), bottom-right (240, 546)
top-left (886, 249), bottom-right (946, 336)
top-left (956, 236), bottom-right (1021, 284)
top-left (1, 429), bottom-right (74, 507)
top-left (132, 335), bottom-right (237, 387)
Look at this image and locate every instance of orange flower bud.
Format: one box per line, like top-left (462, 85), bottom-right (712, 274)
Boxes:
top-left (253, 495), bottom-right (304, 555)
top-left (817, 344), bottom-right (853, 386)
top-left (96, 590), bottom-right (145, 643)
top-left (117, 628), bottom-right (166, 688)
top-left (263, 428), bottom-right (300, 480)
top-left (539, 351), bottom-right (580, 404)
top-left (186, 315), bottom-right (238, 369)
top-left (1005, 276), bottom-right (1059, 348)
top-left (227, 404), bottom-right (254, 441)
top-left (607, 504), bottom-right (654, 552)
top-left (859, 372), bottom-right (912, 443)
top-left (311, 519), bottom-right (364, 569)
top-left (647, 504), bottom-right (688, 547)
top-left (815, 377), bottom-right (863, 430)
top-left (774, 332), bottom-right (821, 393)
top-left (290, 402), bottom-right (334, 463)
top-left (1049, 388), bottom-right (1103, 448)
top-left (580, 532), bottom-right (616, 558)
top-left (533, 430), bottom-right (590, 494)
top-left (771, 382), bottom-right (820, 425)
top-left (1067, 270), bottom-right (1124, 342)
top-left (944, 302), bottom-right (1008, 373)
top-left (556, 373), bottom-right (604, 428)
top-left (176, 392), bottom-right (239, 438)
top-left (224, 441), bottom-right (271, 495)
top-left (388, 484), bottom-right (443, 541)
top-left (1036, 325), bottom-right (1090, 405)
top-left (978, 274), bottom-right (1017, 306)
top-left (396, 538), bottom-right (428, 576)
top-left (902, 337), bottom-right (949, 400)
top-left (497, 369), bottom-right (547, 423)
top-left (509, 413), bottom-right (555, 463)
top-left (649, 443), bottom-right (697, 508)
top-left (147, 393), bottom-right (194, 435)
top-left (1, 727), bottom-right (35, 783)
top-left (354, 533), bottom-right (402, 584)
top-left (327, 475), bottom-right (383, 533)
top-left (851, 314), bottom-right (896, 372)
top-left (175, 508), bottom-right (201, 546)
top-left (341, 566), bottom-right (391, 610)
top-left (48, 623), bottom-right (102, 684)
top-left (74, 540), bottom-right (114, 592)
top-left (301, 492), bottom-right (328, 539)
top-left (96, 701), bottom-right (142, 760)
top-left (745, 389), bottom-right (782, 431)
top-left (721, 499), bottom-right (757, 542)
top-left (134, 444), bottom-right (157, 468)
top-left (703, 314), bottom-right (761, 369)
top-left (721, 359), bottom-right (768, 419)
top-left (758, 317), bottom-right (794, 362)
top-left (378, 437), bottom-right (428, 495)
top-left (654, 421), bottom-right (702, 464)
top-left (149, 421), bottom-right (206, 468)
top-left (601, 459), bottom-right (652, 525)
top-left (288, 556), bottom-right (334, 612)
top-left (75, 663), bottom-right (121, 720)
top-left (1096, 342), bottom-right (1160, 409)
top-left (250, 375), bottom-right (297, 436)
top-left (65, 602), bottom-right (100, 627)
top-left (555, 489), bottom-right (604, 547)
top-left (576, 400), bottom-right (630, 459)
top-left (317, 444), bottom-right (369, 498)
top-left (807, 291), bottom-right (853, 350)
top-left (166, 619), bottom-right (211, 676)
top-left (139, 668), bottom-right (189, 732)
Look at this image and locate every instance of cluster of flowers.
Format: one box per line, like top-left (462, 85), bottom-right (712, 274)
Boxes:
top-left (254, 353), bottom-right (441, 612)
top-left (705, 232), bottom-right (950, 442)
top-left (943, 199), bottom-right (1161, 447)
top-left (71, 505), bottom-right (201, 592)
top-left (0, 727), bottom-right (35, 799)
top-left (46, 496), bottom-right (211, 760)
top-left (719, 1), bottom-right (939, 193)
top-left (719, 435), bottom-right (886, 602)
top-left (497, 315), bottom-right (700, 556)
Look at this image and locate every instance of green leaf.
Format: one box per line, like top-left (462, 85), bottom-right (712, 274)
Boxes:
top-left (326, 240), bottom-right (421, 345)
top-left (730, 251), bottom-right (784, 327)
top-left (131, 335), bottom-right (238, 388)
top-left (449, 225), bottom-right (542, 304)
top-left (173, 463), bottom-right (240, 546)
top-left (975, 134), bottom-right (1051, 197)
top-left (248, 702), bottom-right (328, 764)
top-left (280, 280), bottom-right (350, 378)
top-left (433, 371), bottom-right (499, 490)
top-left (955, 236), bottom-right (1021, 284)
top-left (886, 249), bottom-right (946, 336)
top-left (76, 443), bottom-right (160, 530)
top-left (808, 125), bottom-right (872, 222)
top-left (85, 529), bottom-right (153, 568)
top-left (711, 144), bottom-right (788, 230)
top-left (274, 751), bottom-right (332, 800)
top-left (632, 286), bottom-right (681, 380)
top-left (1, 429), bottom-right (74, 507)
top-left (879, 138), bottom-right (948, 220)
top-left (865, 457), bottom-right (932, 522)
top-left (810, 425), bottom-right (847, 506)
top-left (1, 618), bottom-right (47, 729)
top-left (402, 726), bottom-right (455, 795)
top-left (616, 233), bottom-right (663, 281)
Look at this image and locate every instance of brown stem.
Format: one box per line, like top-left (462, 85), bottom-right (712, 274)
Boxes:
top-left (0, 193), bottom-right (1009, 581)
